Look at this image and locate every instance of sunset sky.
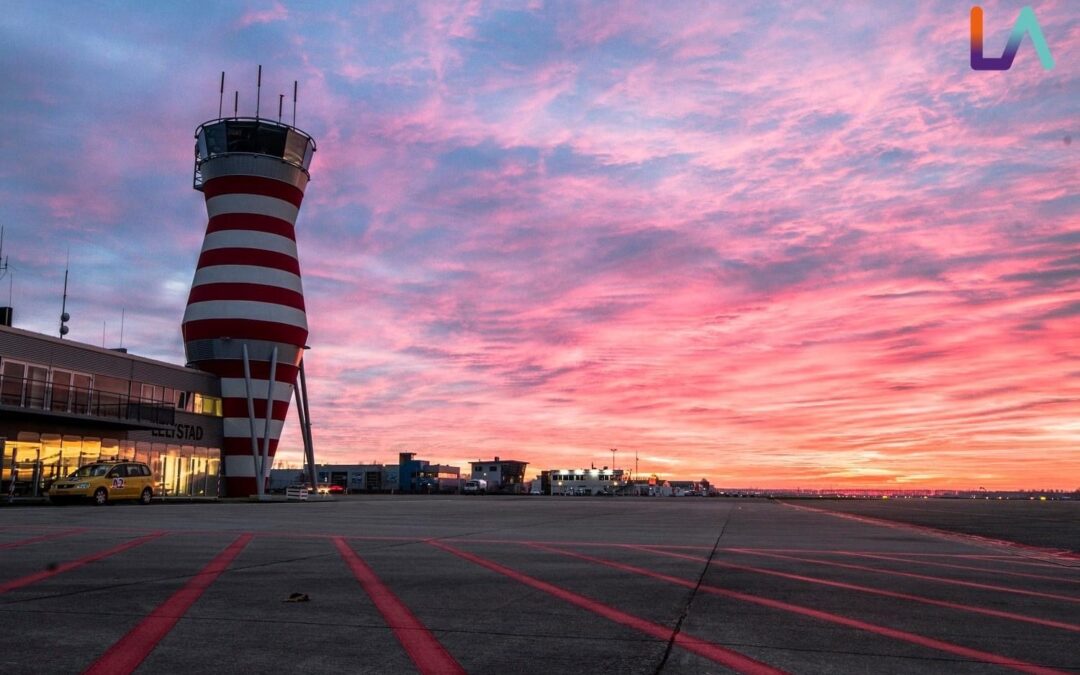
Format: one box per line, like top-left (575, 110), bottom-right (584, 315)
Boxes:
top-left (0, 1), bottom-right (1076, 488)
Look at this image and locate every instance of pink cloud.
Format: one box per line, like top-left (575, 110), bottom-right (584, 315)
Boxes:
top-left (4, 1), bottom-right (1077, 489)
top-left (235, 2), bottom-right (289, 28)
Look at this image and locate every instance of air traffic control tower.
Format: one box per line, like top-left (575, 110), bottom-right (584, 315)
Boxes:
top-left (181, 104), bottom-right (317, 497)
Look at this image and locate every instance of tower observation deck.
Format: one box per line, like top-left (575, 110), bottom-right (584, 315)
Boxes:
top-left (181, 115), bottom-right (317, 497)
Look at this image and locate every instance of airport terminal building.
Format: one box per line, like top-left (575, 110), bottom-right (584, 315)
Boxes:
top-left (0, 323), bottom-right (225, 499)
top-left (544, 467), bottom-right (625, 495)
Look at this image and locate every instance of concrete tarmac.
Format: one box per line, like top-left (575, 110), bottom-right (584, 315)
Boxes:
top-left (0, 496), bottom-right (1076, 674)
top-left (776, 498), bottom-right (1079, 553)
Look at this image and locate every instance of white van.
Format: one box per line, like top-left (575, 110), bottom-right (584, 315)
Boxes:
top-left (463, 479), bottom-right (488, 494)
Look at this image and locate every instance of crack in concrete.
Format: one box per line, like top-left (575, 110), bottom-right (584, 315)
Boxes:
top-left (653, 502), bottom-right (735, 674)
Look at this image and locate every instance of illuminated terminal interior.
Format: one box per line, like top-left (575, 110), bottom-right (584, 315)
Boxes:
top-left (2, 433), bottom-right (220, 498)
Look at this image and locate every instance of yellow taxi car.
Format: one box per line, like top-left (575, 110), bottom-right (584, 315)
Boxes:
top-left (48, 461), bottom-right (155, 506)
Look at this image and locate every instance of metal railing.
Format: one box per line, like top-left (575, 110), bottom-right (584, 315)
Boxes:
top-left (0, 376), bottom-right (176, 426)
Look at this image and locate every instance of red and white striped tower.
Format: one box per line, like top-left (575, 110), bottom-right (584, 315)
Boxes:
top-left (181, 115), bottom-right (316, 497)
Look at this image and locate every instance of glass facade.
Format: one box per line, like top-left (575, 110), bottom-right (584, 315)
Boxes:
top-left (193, 117), bottom-right (316, 189)
top-left (1, 432), bottom-right (220, 499)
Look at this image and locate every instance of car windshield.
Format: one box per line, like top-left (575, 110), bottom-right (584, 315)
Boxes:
top-left (69, 464), bottom-right (112, 478)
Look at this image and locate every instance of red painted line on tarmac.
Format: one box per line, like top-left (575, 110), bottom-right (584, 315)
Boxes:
top-left (891, 554), bottom-right (1078, 573)
top-left (723, 548), bottom-right (1061, 561)
top-left (724, 548), bottom-right (1079, 603)
top-left (725, 550), bottom-right (1074, 567)
top-left (0, 532), bottom-right (166, 595)
top-left (626, 545), bottom-right (1079, 633)
top-left (503, 541), bottom-right (1073, 562)
top-left (940, 556), bottom-right (1077, 569)
top-left (83, 533), bottom-right (253, 675)
top-left (429, 540), bottom-right (785, 675)
top-left (0, 528), bottom-right (86, 549)
top-left (839, 551), bottom-right (1080, 585)
top-left (536, 544), bottom-right (1069, 675)
top-left (777, 502), bottom-right (1080, 563)
top-left (333, 537), bottom-right (465, 675)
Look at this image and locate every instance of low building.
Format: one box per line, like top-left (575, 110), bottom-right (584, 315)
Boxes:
top-left (269, 463), bottom-right (385, 493)
top-left (271, 455), bottom-right (461, 494)
top-left (268, 467), bottom-right (307, 493)
top-left (547, 467), bottom-right (625, 495)
top-left (399, 452), bottom-right (461, 493)
top-left (382, 464), bottom-right (399, 491)
top-left (416, 463), bottom-right (462, 494)
top-left (469, 456), bottom-right (529, 493)
top-left (0, 323), bottom-right (225, 499)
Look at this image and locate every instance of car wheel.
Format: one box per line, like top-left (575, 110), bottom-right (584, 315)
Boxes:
top-left (94, 488), bottom-right (108, 506)
top-left (140, 487), bottom-right (153, 505)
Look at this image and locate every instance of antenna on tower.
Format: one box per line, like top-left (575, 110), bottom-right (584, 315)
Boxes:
top-left (255, 64), bottom-right (262, 119)
top-left (0, 225), bottom-right (10, 284)
top-left (119, 307), bottom-right (125, 349)
top-left (234, 91), bottom-right (238, 117)
top-left (59, 254), bottom-right (70, 339)
top-left (218, 71), bottom-right (225, 119)
top-left (292, 80), bottom-right (297, 126)
top-left (0, 225), bottom-right (12, 325)
top-left (278, 93), bottom-right (284, 122)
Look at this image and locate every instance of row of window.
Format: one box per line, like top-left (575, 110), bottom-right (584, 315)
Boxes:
top-left (196, 119), bottom-right (315, 171)
top-left (551, 474), bottom-right (615, 481)
top-left (0, 358), bottom-right (222, 417)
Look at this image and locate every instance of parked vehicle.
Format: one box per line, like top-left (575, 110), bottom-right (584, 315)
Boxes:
top-left (48, 461), bottom-right (155, 506)
top-left (463, 479), bottom-right (488, 494)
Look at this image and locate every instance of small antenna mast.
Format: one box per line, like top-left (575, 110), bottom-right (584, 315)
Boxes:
top-left (278, 94), bottom-right (284, 122)
top-left (1, 224), bottom-right (11, 312)
top-left (119, 307), bottom-right (125, 348)
top-left (0, 226), bottom-right (9, 287)
top-left (292, 81), bottom-right (297, 126)
top-left (59, 254), bottom-right (70, 339)
top-left (255, 64), bottom-right (262, 119)
top-left (218, 71), bottom-right (225, 119)
top-left (234, 91), bottom-right (238, 117)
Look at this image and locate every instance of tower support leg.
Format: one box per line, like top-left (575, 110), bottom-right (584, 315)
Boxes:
top-left (259, 347), bottom-right (279, 495)
top-left (242, 344), bottom-right (263, 497)
top-left (298, 358), bottom-right (317, 489)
